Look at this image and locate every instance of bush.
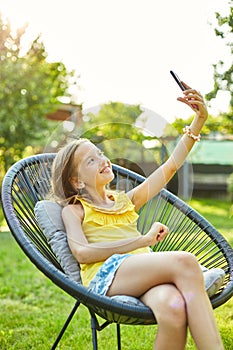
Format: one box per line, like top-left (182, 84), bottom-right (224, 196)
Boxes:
top-left (227, 173), bottom-right (233, 201)
top-left (0, 206), bottom-right (6, 230)
top-left (227, 173), bottom-right (233, 217)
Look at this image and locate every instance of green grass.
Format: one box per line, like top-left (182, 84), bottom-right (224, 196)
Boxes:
top-left (187, 198), bottom-right (233, 247)
top-left (0, 198), bottom-right (233, 349)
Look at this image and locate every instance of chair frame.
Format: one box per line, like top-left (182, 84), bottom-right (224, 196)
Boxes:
top-left (2, 153), bottom-right (233, 350)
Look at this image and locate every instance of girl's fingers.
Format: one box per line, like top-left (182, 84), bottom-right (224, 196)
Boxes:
top-left (181, 81), bottom-right (191, 90)
top-left (177, 89), bottom-right (206, 110)
top-left (180, 83), bottom-right (204, 105)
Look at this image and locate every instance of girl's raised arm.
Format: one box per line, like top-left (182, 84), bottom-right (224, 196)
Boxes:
top-left (127, 83), bottom-right (208, 211)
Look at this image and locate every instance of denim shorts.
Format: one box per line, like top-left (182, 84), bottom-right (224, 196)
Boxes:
top-left (88, 253), bottom-right (132, 296)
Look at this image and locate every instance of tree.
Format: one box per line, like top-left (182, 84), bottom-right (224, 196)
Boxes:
top-left (206, 2), bottom-right (233, 117)
top-left (0, 14), bottom-right (78, 181)
top-left (173, 0), bottom-right (233, 138)
top-left (79, 102), bottom-right (143, 142)
top-left (171, 113), bottom-right (233, 136)
top-left (72, 102), bottom-right (163, 168)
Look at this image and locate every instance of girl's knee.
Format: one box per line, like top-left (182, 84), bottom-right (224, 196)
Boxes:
top-left (160, 293), bottom-right (186, 328)
top-left (143, 286), bottom-right (187, 328)
top-left (174, 252), bottom-right (204, 288)
top-left (176, 252), bottom-right (201, 275)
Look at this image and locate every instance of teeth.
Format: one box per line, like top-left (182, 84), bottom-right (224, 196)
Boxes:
top-left (101, 166), bottom-right (108, 173)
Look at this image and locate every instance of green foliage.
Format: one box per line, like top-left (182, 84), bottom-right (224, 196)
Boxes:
top-left (171, 113), bottom-right (233, 136)
top-left (173, 3), bottom-right (233, 136)
top-left (227, 174), bottom-right (233, 216)
top-left (73, 102), bottom-right (162, 166)
top-left (227, 173), bottom-right (233, 194)
top-left (79, 102), bottom-right (144, 142)
top-left (0, 14), bottom-right (77, 181)
top-left (206, 2), bottom-right (233, 115)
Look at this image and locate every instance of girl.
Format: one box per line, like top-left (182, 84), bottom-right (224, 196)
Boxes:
top-left (51, 83), bottom-right (224, 349)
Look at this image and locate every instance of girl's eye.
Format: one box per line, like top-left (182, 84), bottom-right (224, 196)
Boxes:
top-left (88, 158), bottom-right (95, 165)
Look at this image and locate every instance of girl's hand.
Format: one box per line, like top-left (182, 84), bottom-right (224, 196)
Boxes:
top-left (144, 222), bottom-right (170, 246)
top-left (177, 82), bottom-right (208, 121)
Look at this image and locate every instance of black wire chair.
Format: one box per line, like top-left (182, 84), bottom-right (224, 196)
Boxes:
top-left (1, 153), bottom-right (233, 350)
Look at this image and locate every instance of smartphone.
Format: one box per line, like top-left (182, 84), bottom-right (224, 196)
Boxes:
top-left (170, 70), bottom-right (186, 91)
top-left (170, 70), bottom-right (198, 109)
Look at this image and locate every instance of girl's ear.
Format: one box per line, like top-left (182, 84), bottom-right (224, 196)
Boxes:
top-left (70, 177), bottom-right (85, 191)
top-left (70, 176), bottom-right (78, 189)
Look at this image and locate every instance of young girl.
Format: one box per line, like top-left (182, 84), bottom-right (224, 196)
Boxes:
top-left (51, 83), bottom-right (225, 349)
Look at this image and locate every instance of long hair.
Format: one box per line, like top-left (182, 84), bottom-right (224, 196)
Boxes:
top-left (51, 138), bottom-right (89, 205)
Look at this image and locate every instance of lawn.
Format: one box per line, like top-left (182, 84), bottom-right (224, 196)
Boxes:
top-left (0, 198), bottom-right (232, 349)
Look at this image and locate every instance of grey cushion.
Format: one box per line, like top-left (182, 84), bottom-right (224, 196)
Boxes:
top-left (34, 200), bottom-right (81, 283)
top-left (202, 268), bottom-right (225, 298)
top-left (200, 264), bottom-right (225, 297)
top-left (110, 295), bottom-right (145, 307)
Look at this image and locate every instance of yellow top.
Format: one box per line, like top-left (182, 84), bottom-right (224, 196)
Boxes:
top-left (79, 190), bottom-right (150, 286)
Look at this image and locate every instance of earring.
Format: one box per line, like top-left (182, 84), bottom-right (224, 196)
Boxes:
top-left (76, 188), bottom-right (83, 196)
top-left (76, 181), bottom-right (85, 196)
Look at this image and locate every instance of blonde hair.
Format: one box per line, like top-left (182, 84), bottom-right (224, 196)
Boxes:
top-left (51, 138), bottom-right (89, 205)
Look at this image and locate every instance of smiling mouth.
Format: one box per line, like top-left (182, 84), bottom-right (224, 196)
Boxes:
top-left (100, 166), bottom-right (111, 173)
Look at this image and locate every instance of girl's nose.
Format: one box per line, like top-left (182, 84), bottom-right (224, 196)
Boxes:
top-left (100, 156), bottom-right (110, 168)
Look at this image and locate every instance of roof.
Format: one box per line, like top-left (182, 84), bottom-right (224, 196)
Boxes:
top-left (167, 140), bottom-right (233, 165)
top-left (189, 140), bottom-right (233, 165)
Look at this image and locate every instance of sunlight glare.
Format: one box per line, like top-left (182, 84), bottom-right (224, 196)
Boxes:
top-left (0, 0), bottom-right (231, 121)
top-left (1, 2), bottom-right (29, 30)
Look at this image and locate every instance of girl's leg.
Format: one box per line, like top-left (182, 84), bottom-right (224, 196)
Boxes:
top-left (140, 284), bottom-right (187, 350)
top-left (107, 251), bottom-right (224, 350)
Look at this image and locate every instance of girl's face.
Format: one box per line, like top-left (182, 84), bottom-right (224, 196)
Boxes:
top-left (71, 141), bottom-right (114, 191)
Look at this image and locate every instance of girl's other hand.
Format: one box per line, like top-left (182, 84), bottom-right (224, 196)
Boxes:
top-left (144, 222), bottom-right (170, 246)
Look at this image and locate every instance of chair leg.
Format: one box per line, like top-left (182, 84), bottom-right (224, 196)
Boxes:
top-left (50, 300), bottom-right (80, 350)
top-left (90, 314), bottom-right (122, 350)
top-left (91, 316), bottom-right (98, 350)
top-left (116, 324), bottom-right (121, 350)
